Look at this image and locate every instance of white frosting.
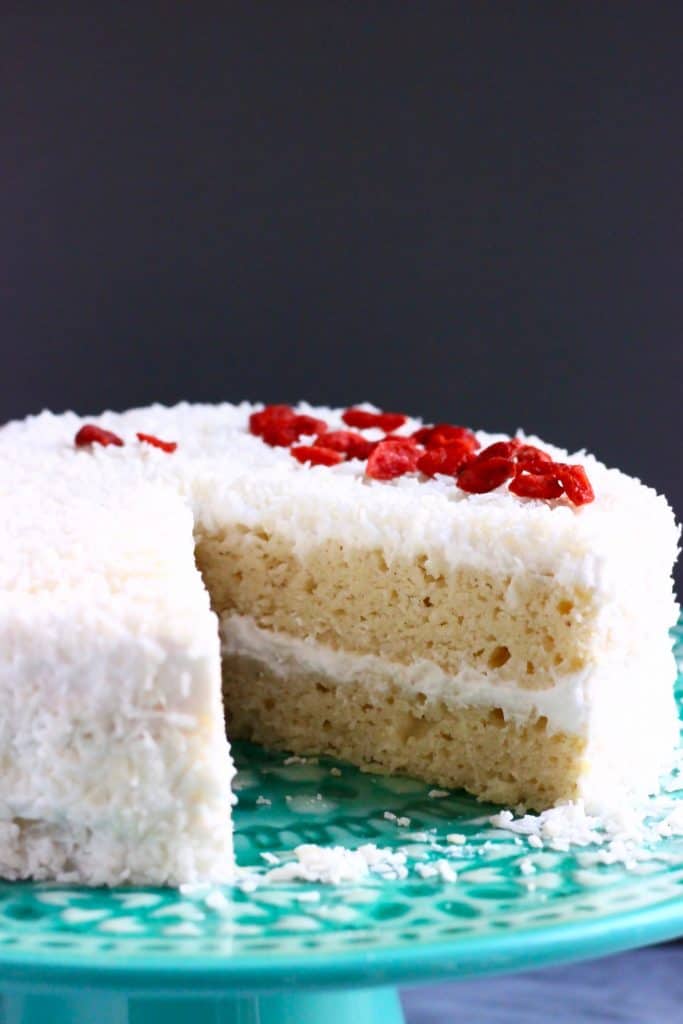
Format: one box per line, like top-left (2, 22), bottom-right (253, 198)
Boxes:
top-left (0, 400), bottom-right (679, 880)
top-left (1, 401), bottom-right (678, 604)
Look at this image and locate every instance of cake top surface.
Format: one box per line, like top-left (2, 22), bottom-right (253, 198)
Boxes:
top-left (0, 401), bottom-right (679, 600)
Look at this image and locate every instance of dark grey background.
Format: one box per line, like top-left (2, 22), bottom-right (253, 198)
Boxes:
top-left (2, 5), bottom-right (681, 577)
top-left (1, 8), bottom-right (682, 1007)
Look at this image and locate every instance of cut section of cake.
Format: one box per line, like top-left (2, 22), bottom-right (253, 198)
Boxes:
top-left (196, 411), bottom-right (679, 812)
top-left (0, 402), bottom-right (679, 884)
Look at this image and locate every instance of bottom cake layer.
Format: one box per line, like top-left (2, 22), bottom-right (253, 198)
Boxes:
top-left (221, 643), bottom-right (587, 810)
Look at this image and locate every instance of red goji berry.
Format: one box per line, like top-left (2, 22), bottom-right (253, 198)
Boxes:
top-left (427, 424), bottom-right (480, 451)
top-left (316, 430), bottom-right (375, 460)
top-left (342, 407), bottom-right (407, 432)
top-left (75, 424), bottom-right (124, 448)
top-left (477, 439), bottom-right (522, 461)
top-left (379, 434), bottom-right (420, 447)
top-left (291, 414), bottom-right (328, 436)
top-left (260, 413), bottom-right (328, 447)
top-left (417, 442), bottom-right (475, 478)
top-left (260, 422), bottom-right (300, 447)
top-left (411, 426), bottom-right (435, 445)
top-left (412, 424), bottom-right (480, 451)
top-left (136, 432), bottom-right (177, 453)
top-left (365, 438), bottom-right (421, 480)
top-left (555, 464), bottom-right (595, 506)
top-left (249, 404), bottom-right (295, 436)
top-left (515, 444), bottom-right (555, 474)
top-left (290, 445), bottom-right (344, 467)
top-left (509, 472), bottom-right (563, 500)
top-left (457, 456), bottom-right (515, 493)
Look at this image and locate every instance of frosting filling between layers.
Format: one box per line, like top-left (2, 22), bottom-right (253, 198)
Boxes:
top-left (220, 613), bottom-right (679, 808)
top-left (220, 613), bottom-right (590, 734)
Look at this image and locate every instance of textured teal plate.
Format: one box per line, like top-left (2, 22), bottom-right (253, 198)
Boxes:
top-left (0, 625), bottom-right (681, 1024)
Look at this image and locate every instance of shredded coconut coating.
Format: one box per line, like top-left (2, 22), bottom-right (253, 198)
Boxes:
top-left (0, 401), bottom-right (679, 884)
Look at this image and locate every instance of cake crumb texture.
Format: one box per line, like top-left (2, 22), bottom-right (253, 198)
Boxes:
top-left (222, 652), bottom-right (587, 808)
top-left (197, 532), bottom-right (597, 688)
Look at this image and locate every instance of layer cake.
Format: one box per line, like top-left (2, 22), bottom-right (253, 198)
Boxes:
top-left (0, 402), bottom-right (678, 884)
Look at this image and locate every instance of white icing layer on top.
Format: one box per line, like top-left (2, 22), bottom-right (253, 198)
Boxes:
top-left (1, 395), bottom-right (679, 598)
top-left (1, 401), bottom-right (678, 606)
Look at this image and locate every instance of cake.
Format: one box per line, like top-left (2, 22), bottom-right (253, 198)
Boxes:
top-left (0, 401), bottom-right (679, 885)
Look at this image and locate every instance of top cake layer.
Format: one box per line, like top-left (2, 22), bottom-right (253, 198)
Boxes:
top-left (1, 401), bottom-right (679, 615)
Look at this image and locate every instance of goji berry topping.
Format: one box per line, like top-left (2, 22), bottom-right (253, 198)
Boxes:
top-left (137, 432), bottom-right (178, 453)
top-left (458, 456), bottom-right (516, 494)
top-left (246, 404), bottom-right (594, 506)
top-left (378, 434), bottom-right (420, 447)
top-left (411, 426), bottom-right (435, 446)
top-left (315, 430), bottom-right (375, 460)
top-left (456, 438), bottom-right (594, 504)
top-left (290, 445), bottom-right (344, 467)
top-left (417, 441), bottom-right (475, 478)
top-left (75, 424), bottom-right (124, 448)
top-left (515, 444), bottom-right (555, 474)
top-left (555, 464), bottom-right (595, 506)
top-left (248, 404), bottom-right (296, 436)
top-left (250, 405), bottom-right (328, 447)
top-left (476, 439), bottom-right (522, 461)
top-left (259, 423), bottom-right (298, 447)
top-left (342, 407), bottom-right (407, 432)
top-left (291, 414), bottom-right (329, 437)
top-left (365, 438), bottom-right (422, 480)
top-left (509, 472), bottom-right (564, 500)
top-left (416, 423), bottom-right (480, 452)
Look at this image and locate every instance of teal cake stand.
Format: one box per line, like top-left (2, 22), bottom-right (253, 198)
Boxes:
top-left (0, 623), bottom-right (681, 1024)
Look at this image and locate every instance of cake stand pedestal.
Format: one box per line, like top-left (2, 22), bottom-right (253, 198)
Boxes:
top-left (2, 987), bottom-right (404, 1024)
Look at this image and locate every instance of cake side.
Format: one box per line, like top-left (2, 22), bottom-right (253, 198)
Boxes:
top-left (0, 476), bottom-right (235, 886)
